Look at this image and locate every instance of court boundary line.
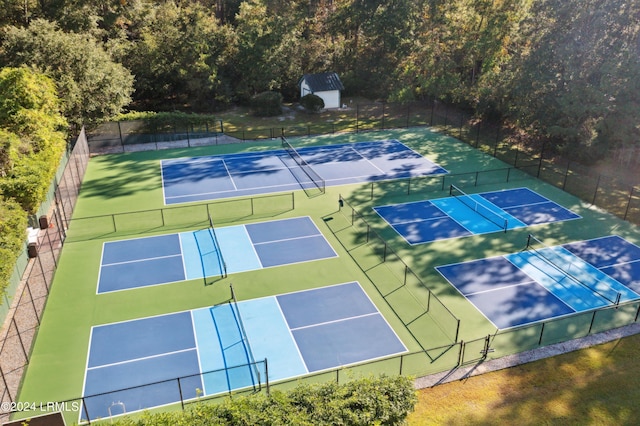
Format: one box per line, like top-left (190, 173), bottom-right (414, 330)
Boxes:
top-left (162, 140), bottom-right (448, 204)
top-left (519, 245), bottom-right (635, 306)
top-left (165, 180), bottom-right (299, 203)
top-left (220, 158), bottom-right (239, 191)
top-left (274, 280), bottom-right (408, 373)
top-left (96, 255), bottom-right (187, 295)
top-left (271, 296), bottom-right (309, 374)
top-left (459, 279), bottom-right (539, 297)
top-left (77, 309), bottom-right (213, 423)
top-left (481, 187), bottom-right (583, 217)
top-left (190, 310), bottom-right (207, 396)
top-left (390, 219), bottom-right (473, 247)
top-left (239, 224), bottom-right (263, 269)
top-left (564, 234), bottom-right (640, 268)
top-left (86, 347), bottom-right (197, 371)
top-left (289, 312), bottom-right (380, 331)
top-left (252, 233), bottom-right (328, 246)
top-left (435, 261), bottom-right (578, 331)
top-left (178, 233), bottom-right (189, 282)
top-left (100, 253), bottom-right (183, 267)
top-left (376, 186), bottom-right (580, 245)
top-left (81, 281), bottom-right (408, 421)
top-left (373, 200), bottom-right (475, 246)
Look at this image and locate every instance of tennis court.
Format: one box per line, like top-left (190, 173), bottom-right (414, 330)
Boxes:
top-left (436, 235), bottom-right (640, 329)
top-left (97, 216), bottom-right (337, 293)
top-left (161, 139), bottom-right (448, 204)
top-left (374, 187), bottom-right (580, 244)
top-left (81, 282), bottom-right (406, 421)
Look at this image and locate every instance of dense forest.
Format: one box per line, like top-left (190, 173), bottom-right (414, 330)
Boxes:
top-left (0, 0), bottom-right (638, 158)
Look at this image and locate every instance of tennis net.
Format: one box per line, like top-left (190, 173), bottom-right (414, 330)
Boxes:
top-left (449, 184), bottom-right (508, 232)
top-left (229, 284), bottom-right (260, 386)
top-left (281, 136), bottom-right (326, 193)
top-left (524, 234), bottom-right (621, 305)
top-left (208, 215), bottom-right (227, 278)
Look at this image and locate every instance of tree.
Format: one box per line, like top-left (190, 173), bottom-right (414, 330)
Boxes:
top-left (0, 67), bottom-right (67, 212)
top-left (497, 0), bottom-right (640, 160)
top-left (121, 2), bottom-right (236, 110)
top-left (0, 19), bottom-right (134, 124)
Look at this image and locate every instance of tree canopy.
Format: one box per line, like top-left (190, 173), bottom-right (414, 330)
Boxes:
top-left (0, 0), bottom-right (637, 156)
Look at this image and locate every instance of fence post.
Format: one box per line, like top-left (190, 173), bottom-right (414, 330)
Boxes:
top-left (117, 121), bottom-right (123, 148)
top-left (591, 175), bottom-right (602, 205)
top-left (562, 161), bottom-right (570, 190)
top-left (0, 365), bottom-right (13, 402)
top-left (381, 102), bottom-right (385, 130)
top-left (13, 317), bottom-right (28, 362)
top-left (623, 187), bottom-right (635, 220)
top-left (538, 322), bottom-right (545, 346)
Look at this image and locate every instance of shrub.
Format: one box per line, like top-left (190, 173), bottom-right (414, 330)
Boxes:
top-left (300, 93), bottom-right (325, 112)
top-left (0, 197), bottom-right (28, 296)
top-left (251, 91), bottom-right (283, 117)
top-left (111, 375), bottom-right (417, 426)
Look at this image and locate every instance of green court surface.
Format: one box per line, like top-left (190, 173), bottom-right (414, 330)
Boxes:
top-left (14, 128), bottom-right (640, 424)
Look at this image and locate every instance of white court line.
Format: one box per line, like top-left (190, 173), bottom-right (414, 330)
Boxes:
top-left (289, 312), bottom-right (379, 332)
top-left (101, 253), bottom-right (183, 267)
top-left (252, 234), bottom-right (323, 246)
top-left (86, 347), bottom-right (197, 371)
top-left (273, 296), bottom-right (309, 374)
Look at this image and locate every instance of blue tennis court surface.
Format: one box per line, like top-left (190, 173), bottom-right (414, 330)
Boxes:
top-left (436, 235), bottom-right (640, 329)
top-left (375, 187), bottom-right (580, 244)
top-left (97, 216), bottom-right (337, 293)
top-left (81, 282), bottom-right (406, 421)
top-left (161, 140), bottom-right (447, 204)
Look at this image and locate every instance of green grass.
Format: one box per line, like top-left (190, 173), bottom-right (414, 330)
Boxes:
top-left (408, 334), bottom-right (640, 425)
top-left (14, 127), bottom-right (640, 424)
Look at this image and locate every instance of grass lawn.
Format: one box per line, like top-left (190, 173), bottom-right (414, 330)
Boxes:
top-left (408, 333), bottom-right (640, 425)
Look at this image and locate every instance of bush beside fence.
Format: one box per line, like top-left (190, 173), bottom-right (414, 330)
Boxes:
top-left (0, 129), bottom-right (89, 425)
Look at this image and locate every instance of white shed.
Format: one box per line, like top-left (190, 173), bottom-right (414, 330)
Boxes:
top-left (299, 72), bottom-right (345, 109)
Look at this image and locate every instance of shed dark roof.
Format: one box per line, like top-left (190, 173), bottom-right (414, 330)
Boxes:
top-left (301, 72), bottom-right (344, 92)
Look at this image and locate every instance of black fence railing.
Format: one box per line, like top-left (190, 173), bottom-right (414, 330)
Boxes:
top-left (66, 192), bottom-right (295, 243)
top-left (333, 196), bottom-right (461, 347)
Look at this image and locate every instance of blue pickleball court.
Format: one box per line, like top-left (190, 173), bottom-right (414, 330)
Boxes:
top-left (97, 216), bottom-right (337, 293)
top-left (374, 187), bottom-right (580, 244)
top-left (161, 139), bottom-right (448, 204)
top-left (80, 282), bottom-right (406, 422)
top-left (436, 235), bottom-right (640, 329)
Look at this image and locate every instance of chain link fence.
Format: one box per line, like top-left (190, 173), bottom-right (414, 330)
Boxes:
top-left (0, 129), bottom-right (89, 424)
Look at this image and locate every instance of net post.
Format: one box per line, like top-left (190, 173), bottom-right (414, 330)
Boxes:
top-left (264, 358), bottom-right (270, 396)
top-left (81, 397), bottom-right (91, 424)
top-left (177, 377), bottom-right (185, 410)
